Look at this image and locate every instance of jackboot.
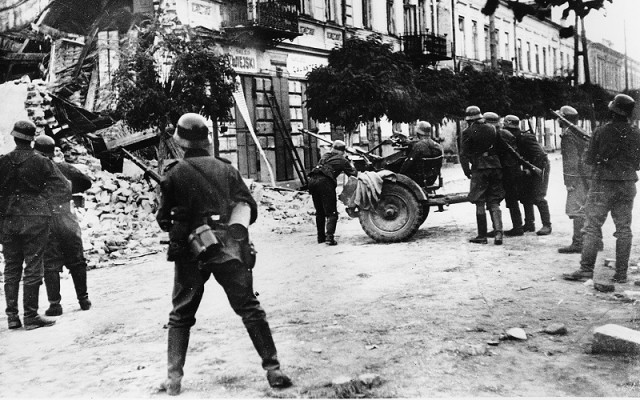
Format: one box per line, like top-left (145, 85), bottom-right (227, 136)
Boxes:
top-left (504, 206), bottom-right (524, 236)
top-left (522, 203), bottom-right (535, 232)
top-left (4, 281), bottom-right (21, 329)
top-left (489, 209), bottom-right (504, 245)
top-left (536, 201), bottom-right (552, 235)
top-left (69, 266), bottom-right (91, 310)
top-left (44, 271), bottom-right (63, 316)
top-left (159, 327), bottom-right (190, 396)
top-left (558, 218), bottom-right (584, 254)
top-left (613, 237), bottom-right (633, 283)
top-left (315, 215), bottom-right (326, 243)
top-left (469, 214), bottom-right (488, 244)
top-left (23, 284), bottom-right (55, 330)
top-left (246, 321), bottom-right (292, 388)
top-left (325, 215), bottom-right (338, 246)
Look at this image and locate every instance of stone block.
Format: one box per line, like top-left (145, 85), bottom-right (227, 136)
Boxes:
top-left (592, 324), bottom-right (640, 354)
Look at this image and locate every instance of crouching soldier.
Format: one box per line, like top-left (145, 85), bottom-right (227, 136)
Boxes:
top-left (156, 113), bottom-right (292, 395)
top-left (34, 135), bottom-right (92, 315)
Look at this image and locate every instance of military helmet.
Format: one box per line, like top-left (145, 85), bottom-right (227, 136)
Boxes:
top-left (482, 112), bottom-right (500, 124)
top-left (10, 120), bottom-right (37, 141)
top-left (608, 94), bottom-right (635, 117)
top-left (173, 113), bottom-right (211, 149)
top-left (332, 140), bottom-right (346, 151)
top-left (34, 134), bottom-right (55, 156)
top-left (465, 106), bottom-right (483, 121)
top-left (557, 105), bottom-right (578, 122)
top-left (415, 120), bottom-right (432, 136)
top-left (503, 115), bottom-right (521, 130)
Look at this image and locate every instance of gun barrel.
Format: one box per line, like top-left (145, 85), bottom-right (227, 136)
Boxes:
top-left (298, 128), bottom-right (381, 160)
top-left (122, 149), bottom-right (162, 183)
top-left (550, 109), bottom-right (590, 141)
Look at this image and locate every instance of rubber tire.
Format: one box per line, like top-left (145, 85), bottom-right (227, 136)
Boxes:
top-left (359, 181), bottom-right (424, 243)
top-left (419, 204), bottom-right (430, 226)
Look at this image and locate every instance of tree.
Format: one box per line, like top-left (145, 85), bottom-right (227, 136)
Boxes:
top-left (110, 21), bottom-right (237, 157)
top-left (414, 67), bottom-right (468, 124)
top-left (305, 36), bottom-right (420, 132)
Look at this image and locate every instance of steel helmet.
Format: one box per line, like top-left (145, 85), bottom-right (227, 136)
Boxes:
top-left (34, 134), bottom-right (55, 157)
top-left (482, 112), bottom-right (500, 124)
top-left (415, 120), bottom-right (432, 136)
top-left (173, 113), bottom-right (211, 149)
top-left (465, 106), bottom-right (483, 121)
top-left (608, 94), bottom-right (635, 117)
top-left (332, 140), bottom-right (346, 151)
top-left (557, 105), bottom-right (578, 122)
top-left (503, 115), bottom-right (521, 130)
top-left (10, 120), bottom-right (37, 141)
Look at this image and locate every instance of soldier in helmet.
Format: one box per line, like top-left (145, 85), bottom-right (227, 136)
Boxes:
top-left (308, 139), bottom-right (357, 245)
top-left (483, 112), bottom-right (524, 236)
top-left (563, 94), bottom-right (640, 290)
top-left (459, 106), bottom-right (505, 245)
top-left (503, 115), bottom-right (552, 236)
top-left (34, 135), bottom-right (92, 316)
top-left (556, 105), bottom-right (596, 254)
top-left (0, 121), bottom-right (64, 330)
top-left (399, 120), bottom-right (443, 187)
top-left (156, 113), bottom-right (292, 395)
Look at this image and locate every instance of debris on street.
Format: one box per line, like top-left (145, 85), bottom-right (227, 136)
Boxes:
top-left (592, 324), bottom-right (640, 355)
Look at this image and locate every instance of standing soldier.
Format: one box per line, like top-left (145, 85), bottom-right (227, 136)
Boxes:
top-left (483, 112), bottom-right (524, 236)
top-left (563, 94), bottom-right (640, 288)
top-left (0, 121), bottom-right (61, 330)
top-left (460, 106), bottom-right (505, 245)
top-left (34, 135), bottom-right (92, 316)
top-left (308, 139), bottom-right (357, 245)
top-left (156, 113), bottom-right (291, 395)
top-left (503, 115), bottom-right (552, 235)
top-left (556, 106), bottom-right (592, 253)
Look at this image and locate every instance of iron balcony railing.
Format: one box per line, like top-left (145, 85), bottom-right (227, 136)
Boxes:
top-left (401, 32), bottom-right (451, 62)
top-left (222, 0), bottom-right (299, 35)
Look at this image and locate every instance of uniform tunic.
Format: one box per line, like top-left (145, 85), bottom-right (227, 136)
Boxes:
top-left (399, 138), bottom-right (443, 187)
top-left (308, 151), bottom-right (357, 218)
top-left (561, 127), bottom-right (590, 218)
top-left (510, 129), bottom-right (550, 204)
top-left (496, 128), bottom-right (521, 209)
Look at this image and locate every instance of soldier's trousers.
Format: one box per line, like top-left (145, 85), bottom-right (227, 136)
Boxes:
top-left (580, 180), bottom-right (636, 272)
top-left (564, 175), bottom-right (589, 218)
top-left (2, 215), bottom-right (50, 318)
top-left (468, 168), bottom-right (505, 207)
top-left (308, 175), bottom-right (338, 238)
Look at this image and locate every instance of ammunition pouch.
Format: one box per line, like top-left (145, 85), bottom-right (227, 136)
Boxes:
top-left (188, 222), bottom-right (257, 268)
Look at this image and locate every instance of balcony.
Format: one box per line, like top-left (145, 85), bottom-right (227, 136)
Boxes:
top-left (222, 0), bottom-right (301, 47)
top-left (401, 32), bottom-right (451, 65)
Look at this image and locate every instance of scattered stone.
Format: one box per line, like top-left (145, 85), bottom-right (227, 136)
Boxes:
top-left (487, 339), bottom-right (500, 346)
top-left (622, 291), bottom-right (640, 301)
top-left (506, 328), bottom-right (527, 340)
top-left (356, 373), bottom-right (381, 388)
top-left (459, 344), bottom-right (487, 356)
top-left (365, 344), bottom-right (378, 350)
top-left (592, 324), bottom-right (640, 354)
top-left (544, 323), bottom-right (568, 335)
top-left (311, 347), bottom-right (323, 353)
top-left (583, 279), bottom-right (594, 286)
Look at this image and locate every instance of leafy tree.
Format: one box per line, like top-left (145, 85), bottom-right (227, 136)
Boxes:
top-left (414, 67), bottom-right (468, 124)
top-left (305, 36), bottom-right (420, 132)
top-left (458, 66), bottom-right (511, 116)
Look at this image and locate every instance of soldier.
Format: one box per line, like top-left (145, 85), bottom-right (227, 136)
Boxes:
top-left (34, 135), bottom-right (92, 316)
top-left (503, 115), bottom-right (552, 235)
top-left (399, 120), bottom-right (443, 187)
top-left (308, 139), bottom-right (357, 245)
top-left (0, 121), bottom-right (62, 330)
top-left (483, 112), bottom-right (524, 236)
top-left (556, 106), bottom-right (592, 253)
top-left (460, 106), bottom-right (505, 245)
top-left (563, 94), bottom-right (640, 289)
top-left (156, 113), bottom-right (291, 395)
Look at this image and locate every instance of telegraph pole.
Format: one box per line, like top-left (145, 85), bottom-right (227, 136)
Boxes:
top-left (450, 0), bottom-right (458, 72)
top-left (624, 19), bottom-right (629, 91)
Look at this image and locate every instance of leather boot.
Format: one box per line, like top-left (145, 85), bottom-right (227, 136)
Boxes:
top-left (69, 265), bottom-right (91, 310)
top-left (23, 284), bottom-right (56, 330)
top-left (536, 201), bottom-right (552, 235)
top-left (562, 269), bottom-right (593, 282)
top-left (4, 281), bottom-right (21, 329)
top-left (504, 206), bottom-right (524, 236)
top-left (159, 327), bottom-right (190, 396)
top-left (469, 214), bottom-right (488, 244)
top-left (489, 209), bottom-right (503, 245)
top-left (44, 271), bottom-right (63, 316)
top-left (522, 203), bottom-right (535, 232)
top-left (558, 218), bottom-right (584, 254)
top-left (246, 321), bottom-right (292, 388)
top-left (315, 215), bottom-right (326, 243)
top-left (613, 237), bottom-right (632, 283)
top-left (325, 215), bottom-right (338, 246)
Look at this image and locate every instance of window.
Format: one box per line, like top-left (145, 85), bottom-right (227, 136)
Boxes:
top-left (517, 39), bottom-right (522, 71)
top-left (325, 0), bottom-right (335, 22)
top-left (560, 51), bottom-right (564, 74)
top-left (542, 47), bottom-right (547, 75)
top-left (484, 25), bottom-right (490, 61)
top-left (535, 44), bottom-right (539, 73)
top-left (387, 0), bottom-right (396, 35)
top-left (504, 32), bottom-right (510, 60)
top-left (495, 29), bottom-right (500, 59)
top-left (472, 20), bottom-right (478, 60)
top-left (301, 0), bottom-right (312, 16)
top-left (458, 16), bottom-right (466, 57)
top-left (404, 1), bottom-right (417, 35)
top-left (363, 0), bottom-right (371, 28)
top-left (552, 48), bottom-right (557, 74)
top-left (526, 41), bottom-right (531, 71)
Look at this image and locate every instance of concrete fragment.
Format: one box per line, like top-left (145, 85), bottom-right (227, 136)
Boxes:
top-left (506, 328), bottom-right (527, 340)
top-left (592, 324), bottom-right (640, 354)
top-left (544, 323), bottom-right (568, 335)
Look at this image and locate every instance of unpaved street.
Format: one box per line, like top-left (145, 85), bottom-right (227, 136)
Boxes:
top-left (1, 155), bottom-right (640, 398)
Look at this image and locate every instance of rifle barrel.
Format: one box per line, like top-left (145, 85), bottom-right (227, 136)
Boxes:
top-left (122, 149), bottom-right (162, 183)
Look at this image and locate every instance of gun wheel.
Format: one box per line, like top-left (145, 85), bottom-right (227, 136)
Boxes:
top-left (358, 181), bottom-right (424, 243)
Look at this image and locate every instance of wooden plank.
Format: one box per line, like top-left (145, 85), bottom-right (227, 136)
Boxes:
top-left (0, 52), bottom-right (46, 61)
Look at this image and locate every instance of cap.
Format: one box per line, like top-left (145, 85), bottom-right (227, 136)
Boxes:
top-left (465, 106), bottom-right (483, 121)
top-left (10, 120), bottom-right (37, 141)
top-left (503, 115), bottom-right (521, 130)
top-left (608, 94), bottom-right (635, 117)
top-left (415, 121), bottom-right (432, 136)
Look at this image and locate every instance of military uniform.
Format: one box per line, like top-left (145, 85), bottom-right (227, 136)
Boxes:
top-left (496, 127), bottom-right (524, 234)
top-left (0, 122), bottom-right (62, 330)
top-left (399, 137), bottom-right (443, 187)
top-left (308, 147), bottom-right (357, 244)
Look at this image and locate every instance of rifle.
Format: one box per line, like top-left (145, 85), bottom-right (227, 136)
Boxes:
top-left (550, 109), bottom-right (591, 142)
top-left (121, 148), bottom-right (162, 183)
top-left (496, 133), bottom-right (543, 176)
top-left (299, 128), bottom-right (381, 160)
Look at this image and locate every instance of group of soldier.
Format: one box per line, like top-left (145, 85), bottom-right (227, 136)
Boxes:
top-left (459, 93), bottom-right (640, 291)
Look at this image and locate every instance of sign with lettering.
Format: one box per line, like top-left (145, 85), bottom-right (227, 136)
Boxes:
top-left (299, 24), bottom-right (315, 36)
top-left (187, 0), bottom-right (220, 31)
top-left (228, 47), bottom-right (259, 73)
top-left (287, 54), bottom-right (328, 78)
top-left (326, 31), bottom-right (342, 41)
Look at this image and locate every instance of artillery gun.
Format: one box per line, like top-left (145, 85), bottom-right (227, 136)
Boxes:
top-left (300, 129), bottom-right (469, 243)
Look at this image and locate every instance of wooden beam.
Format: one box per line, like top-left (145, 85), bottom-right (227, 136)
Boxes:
top-left (0, 52), bottom-right (46, 62)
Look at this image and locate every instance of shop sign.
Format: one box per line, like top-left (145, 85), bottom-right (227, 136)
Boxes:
top-left (228, 47), bottom-right (259, 73)
top-left (287, 54), bottom-right (328, 77)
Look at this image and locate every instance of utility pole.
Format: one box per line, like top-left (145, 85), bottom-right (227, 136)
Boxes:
top-left (450, 0), bottom-right (457, 72)
top-left (624, 19), bottom-right (629, 91)
top-left (573, 12), bottom-right (579, 86)
top-left (580, 16), bottom-right (590, 84)
top-left (489, 12), bottom-right (497, 69)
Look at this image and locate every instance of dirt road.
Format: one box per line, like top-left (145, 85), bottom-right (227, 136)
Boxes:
top-left (1, 155), bottom-right (640, 398)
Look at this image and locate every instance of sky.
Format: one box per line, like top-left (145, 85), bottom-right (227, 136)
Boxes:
top-left (552, 0), bottom-right (640, 62)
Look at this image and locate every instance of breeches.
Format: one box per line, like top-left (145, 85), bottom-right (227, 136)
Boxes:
top-left (45, 209), bottom-right (86, 272)
top-left (583, 180), bottom-right (636, 242)
top-left (468, 168), bottom-right (505, 207)
top-left (2, 215), bottom-right (51, 287)
top-left (521, 159), bottom-right (550, 204)
top-left (308, 176), bottom-right (338, 218)
top-left (564, 175), bottom-right (589, 218)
